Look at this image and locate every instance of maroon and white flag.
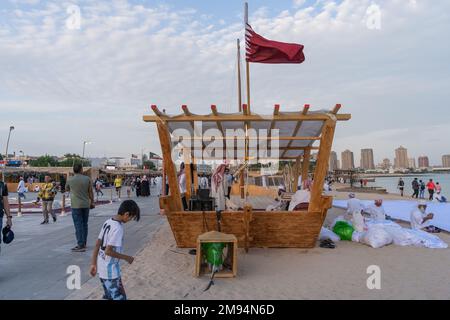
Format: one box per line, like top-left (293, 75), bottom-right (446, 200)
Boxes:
top-left (245, 23), bottom-right (305, 64)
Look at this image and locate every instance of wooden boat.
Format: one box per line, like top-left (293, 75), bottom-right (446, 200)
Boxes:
top-left (143, 104), bottom-right (351, 250)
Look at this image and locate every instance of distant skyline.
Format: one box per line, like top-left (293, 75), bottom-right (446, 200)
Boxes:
top-left (332, 146), bottom-right (449, 168)
top-left (1, 0), bottom-right (450, 163)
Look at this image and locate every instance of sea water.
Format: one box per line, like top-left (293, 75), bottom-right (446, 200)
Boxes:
top-left (368, 173), bottom-right (450, 197)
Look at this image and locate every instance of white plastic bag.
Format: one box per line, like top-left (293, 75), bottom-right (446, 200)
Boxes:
top-left (384, 227), bottom-right (420, 247)
top-left (407, 229), bottom-right (448, 249)
top-left (361, 226), bottom-right (393, 248)
top-left (352, 231), bottom-right (363, 243)
top-left (352, 211), bottom-right (366, 232)
top-left (319, 227), bottom-right (341, 242)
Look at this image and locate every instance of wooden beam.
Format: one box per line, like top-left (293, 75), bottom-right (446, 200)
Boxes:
top-left (331, 104), bottom-right (342, 114)
top-left (267, 104), bottom-right (280, 139)
top-left (308, 120), bottom-right (337, 212)
top-left (156, 120), bottom-right (183, 211)
top-left (143, 113), bottom-right (351, 123)
top-left (151, 104), bottom-right (164, 117)
top-left (174, 136), bottom-right (321, 141)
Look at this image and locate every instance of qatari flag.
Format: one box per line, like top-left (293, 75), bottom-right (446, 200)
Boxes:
top-left (245, 23), bottom-right (305, 64)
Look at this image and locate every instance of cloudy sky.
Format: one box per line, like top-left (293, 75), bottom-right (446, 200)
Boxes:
top-left (1, 0), bottom-right (449, 165)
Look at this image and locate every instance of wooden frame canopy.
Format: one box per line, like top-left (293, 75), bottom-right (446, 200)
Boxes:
top-left (143, 104), bottom-right (350, 161)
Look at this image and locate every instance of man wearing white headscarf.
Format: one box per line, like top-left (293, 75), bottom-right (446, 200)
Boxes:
top-left (346, 193), bottom-right (363, 216)
top-left (365, 199), bottom-right (386, 221)
top-left (211, 164), bottom-right (227, 211)
top-left (410, 200), bottom-right (434, 230)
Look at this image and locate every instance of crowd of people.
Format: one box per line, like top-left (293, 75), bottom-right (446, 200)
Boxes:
top-left (399, 178), bottom-right (447, 202)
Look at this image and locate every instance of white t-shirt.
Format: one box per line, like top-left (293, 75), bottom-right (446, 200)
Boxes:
top-left (347, 198), bottom-right (363, 215)
top-left (97, 218), bottom-right (124, 280)
top-left (410, 209), bottom-right (427, 230)
top-left (17, 180), bottom-right (27, 193)
top-left (366, 204), bottom-right (386, 221)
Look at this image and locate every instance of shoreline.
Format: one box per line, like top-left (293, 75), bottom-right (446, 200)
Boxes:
top-left (359, 172), bottom-right (450, 178)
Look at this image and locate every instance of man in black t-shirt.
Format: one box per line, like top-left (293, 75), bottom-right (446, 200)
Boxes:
top-left (0, 181), bottom-right (13, 245)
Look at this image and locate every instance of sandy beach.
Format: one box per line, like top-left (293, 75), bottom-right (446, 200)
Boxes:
top-left (72, 190), bottom-right (450, 300)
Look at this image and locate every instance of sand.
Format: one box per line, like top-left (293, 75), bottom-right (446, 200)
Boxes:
top-left (75, 191), bottom-right (450, 300)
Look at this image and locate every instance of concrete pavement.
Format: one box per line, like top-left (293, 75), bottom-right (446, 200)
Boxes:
top-left (0, 190), bottom-right (162, 300)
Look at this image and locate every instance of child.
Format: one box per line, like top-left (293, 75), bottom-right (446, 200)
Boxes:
top-left (89, 200), bottom-right (140, 300)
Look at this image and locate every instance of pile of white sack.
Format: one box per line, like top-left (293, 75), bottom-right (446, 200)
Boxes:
top-left (320, 217), bottom-right (448, 249)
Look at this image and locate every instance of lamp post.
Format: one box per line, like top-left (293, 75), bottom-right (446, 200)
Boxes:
top-left (5, 126), bottom-right (14, 161)
top-left (2, 126), bottom-right (14, 182)
top-left (82, 141), bottom-right (92, 164)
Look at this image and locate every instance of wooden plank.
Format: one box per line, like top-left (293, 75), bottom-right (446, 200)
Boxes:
top-left (166, 210), bottom-right (325, 248)
top-left (144, 113), bottom-right (352, 122)
top-left (309, 119), bottom-right (337, 212)
top-left (156, 119), bottom-right (183, 211)
top-left (176, 136), bottom-right (320, 141)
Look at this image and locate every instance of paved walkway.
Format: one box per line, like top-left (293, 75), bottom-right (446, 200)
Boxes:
top-left (0, 190), bottom-right (162, 300)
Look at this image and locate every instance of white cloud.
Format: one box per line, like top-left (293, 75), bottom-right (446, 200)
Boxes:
top-left (1, 0), bottom-right (449, 165)
top-left (293, 0), bottom-right (306, 9)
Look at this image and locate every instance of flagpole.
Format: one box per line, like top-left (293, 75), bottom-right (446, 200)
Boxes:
top-left (237, 39), bottom-right (242, 113)
top-left (244, 2), bottom-right (250, 114)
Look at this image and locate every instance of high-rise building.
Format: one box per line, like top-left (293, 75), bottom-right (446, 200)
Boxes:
top-left (442, 155), bottom-right (450, 168)
top-left (418, 155), bottom-right (430, 168)
top-left (360, 149), bottom-right (375, 170)
top-left (408, 158), bottom-right (416, 169)
top-left (394, 146), bottom-right (409, 169)
top-left (381, 158), bottom-right (391, 170)
top-left (341, 150), bottom-right (355, 170)
top-left (329, 151), bottom-right (338, 171)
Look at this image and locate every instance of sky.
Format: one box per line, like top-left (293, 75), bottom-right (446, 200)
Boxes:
top-left (1, 0), bottom-right (450, 165)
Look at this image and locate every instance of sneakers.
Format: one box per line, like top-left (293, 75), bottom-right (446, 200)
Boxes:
top-left (71, 245), bottom-right (86, 252)
top-left (40, 220), bottom-right (49, 225)
top-left (320, 238), bottom-right (336, 249)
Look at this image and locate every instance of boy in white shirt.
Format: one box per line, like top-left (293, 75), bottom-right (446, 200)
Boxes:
top-left (90, 200), bottom-right (141, 300)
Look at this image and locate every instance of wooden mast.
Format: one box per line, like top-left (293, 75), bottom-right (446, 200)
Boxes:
top-left (244, 2), bottom-right (251, 113)
top-left (237, 39), bottom-right (242, 113)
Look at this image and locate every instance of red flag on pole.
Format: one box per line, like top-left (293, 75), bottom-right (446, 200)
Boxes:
top-left (245, 23), bottom-right (305, 64)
